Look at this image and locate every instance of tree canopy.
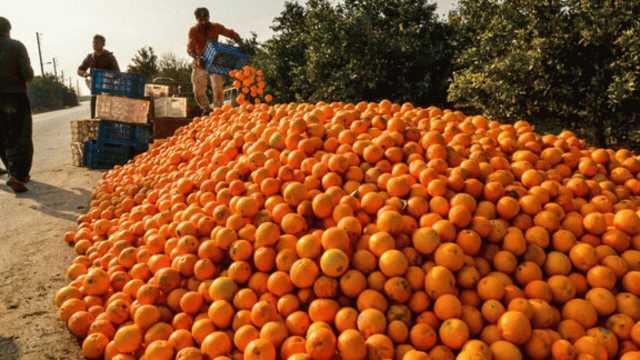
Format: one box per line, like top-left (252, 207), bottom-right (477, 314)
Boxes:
top-left (448, 0), bottom-right (640, 148)
top-left (254, 0), bottom-right (453, 105)
top-left (128, 47), bottom-right (159, 82)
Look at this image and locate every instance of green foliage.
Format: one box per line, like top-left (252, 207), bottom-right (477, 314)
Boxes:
top-left (156, 53), bottom-right (192, 95)
top-left (448, 0), bottom-right (640, 149)
top-left (253, 0), bottom-right (453, 105)
top-left (128, 47), bottom-right (159, 82)
top-left (252, 1), bottom-right (307, 103)
top-left (28, 75), bottom-right (78, 113)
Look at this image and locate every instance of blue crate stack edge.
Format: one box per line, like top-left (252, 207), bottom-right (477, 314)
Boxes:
top-left (86, 69), bottom-right (150, 169)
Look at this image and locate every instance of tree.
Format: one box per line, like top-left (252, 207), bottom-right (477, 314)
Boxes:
top-left (28, 75), bottom-right (78, 112)
top-left (253, 1), bottom-right (308, 103)
top-left (157, 53), bottom-right (191, 88)
top-left (253, 0), bottom-right (453, 105)
top-left (448, 0), bottom-right (640, 149)
top-left (128, 47), bottom-right (159, 82)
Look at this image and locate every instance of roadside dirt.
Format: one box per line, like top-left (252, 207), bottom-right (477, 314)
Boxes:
top-left (0, 103), bottom-right (100, 360)
top-left (0, 168), bottom-right (101, 360)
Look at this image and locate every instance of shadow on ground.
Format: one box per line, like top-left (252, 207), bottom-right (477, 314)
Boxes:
top-left (0, 336), bottom-right (20, 360)
top-left (0, 178), bottom-right (93, 222)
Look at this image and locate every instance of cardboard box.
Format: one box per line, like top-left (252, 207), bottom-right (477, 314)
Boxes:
top-left (96, 94), bottom-right (150, 124)
top-left (144, 84), bottom-right (171, 98)
top-left (154, 97), bottom-right (188, 118)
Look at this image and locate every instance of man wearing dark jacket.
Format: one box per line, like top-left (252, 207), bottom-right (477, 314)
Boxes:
top-left (0, 17), bottom-right (34, 193)
top-left (77, 34), bottom-right (120, 118)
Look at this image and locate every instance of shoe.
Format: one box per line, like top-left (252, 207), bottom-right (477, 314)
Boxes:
top-left (7, 177), bottom-right (28, 193)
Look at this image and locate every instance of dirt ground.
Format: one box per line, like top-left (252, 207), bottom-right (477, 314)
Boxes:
top-left (0, 103), bottom-right (101, 360)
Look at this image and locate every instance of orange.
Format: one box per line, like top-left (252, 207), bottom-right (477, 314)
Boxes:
top-left (81, 333), bottom-right (109, 359)
top-left (55, 98), bottom-right (640, 359)
top-left (497, 311), bottom-right (532, 344)
top-left (113, 324), bottom-right (142, 353)
top-left (201, 331), bottom-right (232, 358)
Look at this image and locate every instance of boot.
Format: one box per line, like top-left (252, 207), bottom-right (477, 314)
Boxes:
top-left (7, 176), bottom-right (28, 193)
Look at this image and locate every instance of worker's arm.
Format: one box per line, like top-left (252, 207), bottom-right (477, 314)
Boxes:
top-left (17, 41), bottom-right (34, 82)
top-left (109, 53), bottom-right (120, 72)
top-left (187, 27), bottom-right (198, 59)
top-left (219, 24), bottom-right (241, 43)
top-left (77, 54), bottom-right (91, 77)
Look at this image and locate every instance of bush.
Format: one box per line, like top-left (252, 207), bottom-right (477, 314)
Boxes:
top-left (28, 75), bottom-right (79, 113)
top-left (448, 0), bottom-right (640, 150)
top-left (253, 0), bottom-right (453, 105)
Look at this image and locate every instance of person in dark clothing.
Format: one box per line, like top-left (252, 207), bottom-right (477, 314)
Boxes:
top-left (77, 34), bottom-right (120, 118)
top-left (0, 17), bottom-right (34, 193)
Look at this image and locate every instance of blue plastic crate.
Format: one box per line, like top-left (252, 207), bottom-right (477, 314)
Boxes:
top-left (202, 41), bottom-right (250, 76)
top-left (91, 70), bottom-right (146, 99)
top-left (97, 120), bottom-right (151, 152)
top-left (83, 140), bottom-right (132, 169)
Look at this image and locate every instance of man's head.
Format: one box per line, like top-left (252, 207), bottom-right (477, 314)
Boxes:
top-left (93, 34), bottom-right (106, 53)
top-left (194, 7), bottom-right (210, 26)
top-left (0, 17), bottom-right (11, 37)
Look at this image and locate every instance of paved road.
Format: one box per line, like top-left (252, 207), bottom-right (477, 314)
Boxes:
top-left (0, 102), bottom-right (100, 360)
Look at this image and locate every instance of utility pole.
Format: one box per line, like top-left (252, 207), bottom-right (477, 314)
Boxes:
top-left (35, 32), bottom-right (45, 77)
top-left (52, 57), bottom-right (58, 79)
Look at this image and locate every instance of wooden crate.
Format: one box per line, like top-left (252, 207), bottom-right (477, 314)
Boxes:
top-left (70, 142), bottom-right (84, 167)
top-left (70, 119), bottom-right (100, 143)
top-left (224, 87), bottom-right (239, 107)
top-left (154, 97), bottom-right (188, 118)
top-left (96, 94), bottom-right (150, 124)
top-left (153, 117), bottom-right (193, 139)
top-left (144, 84), bottom-right (171, 98)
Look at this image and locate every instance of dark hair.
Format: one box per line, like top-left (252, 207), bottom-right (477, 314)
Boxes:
top-left (0, 17), bottom-right (11, 35)
top-left (93, 34), bottom-right (106, 43)
top-left (194, 7), bottom-right (209, 18)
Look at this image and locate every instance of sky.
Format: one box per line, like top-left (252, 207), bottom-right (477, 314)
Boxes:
top-left (1, 0), bottom-right (458, 95)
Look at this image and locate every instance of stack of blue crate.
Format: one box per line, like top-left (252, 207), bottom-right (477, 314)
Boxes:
top-left (86, 70), bottom-right (149, 169)
top-left (83, 121), bottom-right (151, 169)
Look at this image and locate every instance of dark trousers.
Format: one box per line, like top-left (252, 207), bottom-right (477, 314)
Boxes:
top-left (90, 95), bottom-right (96, 118)
top-left (0, 93), bottom-right (33, 181)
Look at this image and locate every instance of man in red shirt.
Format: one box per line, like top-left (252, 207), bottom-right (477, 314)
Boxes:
top-left (187, 7), bottom-right (241, 113)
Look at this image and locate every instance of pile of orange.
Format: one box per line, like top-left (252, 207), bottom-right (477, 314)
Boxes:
top-left (57, 99), bottom-right (640, 360)
top-left (230, 66), bottom-right (273, 106)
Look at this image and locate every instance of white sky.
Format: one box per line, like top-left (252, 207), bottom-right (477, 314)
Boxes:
top-left (1, 0), bottom-right (458, 95)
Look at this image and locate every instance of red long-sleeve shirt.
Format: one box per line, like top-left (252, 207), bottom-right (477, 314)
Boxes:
top-left (187, 22), bottom-right (239, 58)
